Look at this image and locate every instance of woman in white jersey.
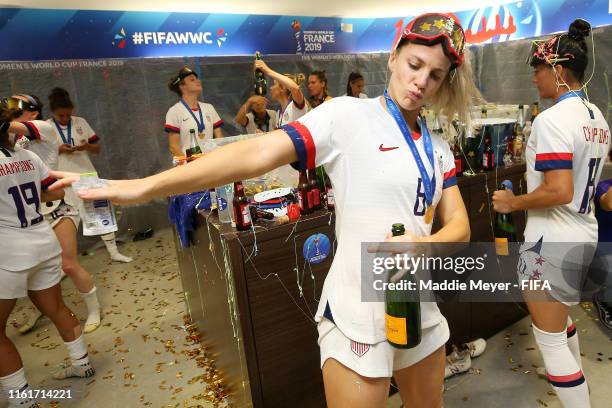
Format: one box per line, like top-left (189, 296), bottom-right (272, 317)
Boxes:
top-left (52, 13), bottom-right (478, 407)
top-left (47, 88), bottom-right (132, 263)
top-left (0, 107), bottom-right (95, 408)
top-left (253, 57), bottom-right (308, 128)
top-left (493, 19), bottom-right (610, 408)
top-left (164, 67), bottom-right (224, 157)
top-left (6, 95), bottom-right (102, 335)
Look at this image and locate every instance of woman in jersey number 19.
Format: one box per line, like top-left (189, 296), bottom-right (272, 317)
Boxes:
top-left (50, 13), bottom-right (479, 408)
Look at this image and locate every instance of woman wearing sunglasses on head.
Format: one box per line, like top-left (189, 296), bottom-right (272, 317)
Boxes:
top-left (50, 13), bottom-right (478, 407)
top-left (493, 19), bottom-right (610, 408)
top-left (0, 106), bottom-right (95, 408)
top-left (2, 95), bottom-right (102, 336)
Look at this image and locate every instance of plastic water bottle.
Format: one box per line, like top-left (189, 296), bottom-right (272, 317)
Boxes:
top-left (215, 184), bottom-right (232, 223)
top-left (72, 172), bottom-right (118, 236)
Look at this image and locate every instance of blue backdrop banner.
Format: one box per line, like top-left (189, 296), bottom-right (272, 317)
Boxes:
top-left (0, 1), bottom-right (610, 61)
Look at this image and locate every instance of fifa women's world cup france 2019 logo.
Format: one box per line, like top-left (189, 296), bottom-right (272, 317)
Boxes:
top-left (303, 233), bottom-right (331, 264)
top-left (462, 1), bottom-right (542, 44)
top-left (291, 19), bottom-right (304, 55)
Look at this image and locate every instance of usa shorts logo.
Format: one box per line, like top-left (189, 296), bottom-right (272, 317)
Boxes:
top-left (350, 340), bottom-right (370, 357)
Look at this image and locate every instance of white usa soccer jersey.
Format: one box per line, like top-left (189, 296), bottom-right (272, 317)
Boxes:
top-left (164, 101), bottom-right (223, 154)
top-left (277, 98), bottom-right (309, 128)
top-left (281, 96), bottom-right (457, 344)
top-left (19, 120), bottom-right (59, 171)
top-left (0, 147), bottom-right (61, 271)
top-left (524, 95), bottom-right (611, 251)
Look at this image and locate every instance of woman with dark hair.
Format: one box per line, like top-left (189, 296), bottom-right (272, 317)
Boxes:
top-left (5, 94), bottom-right (103, 335)
top-left (0, 105), bottom-right (95, 408)
top-left (307, 70), bottom-right (332, 108)
top-left (344, 72), bottom-right (368, 99)
top-left (165, 67), bottom-right (224, 156)
top-left (46, 88), bottom-right (132, 262)
top-left (494, 19), bottom-right (609, 407)
top-left (52, 13), bottom-right (480, 407)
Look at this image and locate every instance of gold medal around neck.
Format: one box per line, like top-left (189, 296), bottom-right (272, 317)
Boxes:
top-left (198, 132), bottom-right (205, 140)
top-left (425, 205), bottom-right (435, 224)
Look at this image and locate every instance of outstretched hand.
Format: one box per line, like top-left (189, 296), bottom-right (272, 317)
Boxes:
top-left (49, 171), bottom-right (152, 205)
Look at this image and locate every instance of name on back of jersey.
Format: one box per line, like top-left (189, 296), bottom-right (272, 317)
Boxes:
top-left (583, 126), bottom-right (610, 144)
top-left (0, 159), bottom-right (35, 177)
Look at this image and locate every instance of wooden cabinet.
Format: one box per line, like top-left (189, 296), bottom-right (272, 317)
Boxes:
top-left (174, 163), bottom-right (528, 407)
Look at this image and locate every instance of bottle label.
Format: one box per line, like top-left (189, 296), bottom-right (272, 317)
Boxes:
top-left (495, 237), bottom-right (509, 256)
top-left (326, 189), bottom-right (334, 206)
top-left (483, 154), bottom-right (488, 169)
top-left (307, 191), bottom-right (313, 209)
top-left (385, 314), bottom-right (407, 345)
top-left (241, 205), bottom-right (252, 226)
top-left (312, 188), bottom-right (320, 206)
top-left (298, 191), bottom-right (304, 210)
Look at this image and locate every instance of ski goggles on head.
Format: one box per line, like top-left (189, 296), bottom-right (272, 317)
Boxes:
top-left (398, 13), bottom-right (466, 69)
top-left (171, 67), bottom-right (198, 86)
top-left (1, 95), bottom-right (39, 112)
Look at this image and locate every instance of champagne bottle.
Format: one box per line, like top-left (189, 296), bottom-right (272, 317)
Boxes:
top-left (254, 52), bottom-right (267, 96)
top-left (232, 181), bottom-right (252, 231)
top-left (494, 180), bottom-right (517, 256)
top-left (385, 223), bottom-right (421, 349)
top-left (530, 101), bottom-right (539, 122)
top-left (482, 127), bottom-right (495, 171)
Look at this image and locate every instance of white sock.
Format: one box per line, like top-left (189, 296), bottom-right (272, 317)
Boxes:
top-left (65, 334), bottom-right (88, 364)
top-left (0, 367), bottom-right (37, 407)
top-left (101, 233), bottom-right (132, 262)
top-left (566, 316), bottom-right (582, 370)
top-left (80, 287), bottom-right (101, 333)
top-left (533, 324), bottom-right (590, 408)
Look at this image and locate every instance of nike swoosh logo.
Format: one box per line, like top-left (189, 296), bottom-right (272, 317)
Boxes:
top-left (379, 144), bottom-right (399, 152)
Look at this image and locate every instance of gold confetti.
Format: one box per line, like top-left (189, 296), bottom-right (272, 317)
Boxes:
top-left (537, 399), bottom-right (548, 407)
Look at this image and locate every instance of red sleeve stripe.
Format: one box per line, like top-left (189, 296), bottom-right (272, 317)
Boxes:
top-left (164, 124), bottom-right (180, 133)
top-left (536, 153), bottom-right (573, 161)
top-left (280, 121), bottom-right (316, 171)
top-left (88, 134), bottom-right (99, 144)
top-left (442, 167), bottom-right (457, 189)
top-left (22, 121), bottom-right (41, 141)
top-left (41, 176), bottom-right (56, 191)
top-left (213, 120), bottom-right (224, 129)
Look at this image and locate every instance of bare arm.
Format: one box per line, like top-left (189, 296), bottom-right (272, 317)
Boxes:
top-left (168, 132), bottom-right (182, 156)
top-left (235, 100), bottom-right (252, 127)
top-left (428, 186), bottom-right (470, 243)
top-left (493, 169), bottom-right (573, 213)
top-left (213, 127), bottom-right (224, 139)
top-left (601, 188), bottom-right (612, 212)
top-left (50, 129), bottom-right (298, 204)
top-left (41, 188), bottom-right (64, 202)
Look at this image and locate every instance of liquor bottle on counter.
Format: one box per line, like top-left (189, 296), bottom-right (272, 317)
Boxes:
top-left (385, 223), bottom-right (421, 349)
top-left (253, 51), bottom-right (267, 96)
top-left (452, 140), bottom-right (463, 177)
top-left (513, 105), bottom-right (525, 162)
top-left (530, 101), bottom-right (539, 122)
top-left (232, 181), bottom-right (252, 231)
top-left (308, 169), bottom-right (322, 210)
top-left (185, 129), bottom-right (202, 161)
top-left (298, 171), bottom-right (313, 214)
top-left (494, 180), bottom-right (517, 256)
top-left (463, 126), bottom-right (480, 175)
top-left (432, 115), bottom-right (444, 135)
top-left (324, 172), bottom-right (334, 210)
top-left (482, 128), bottom-right (495, 171)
